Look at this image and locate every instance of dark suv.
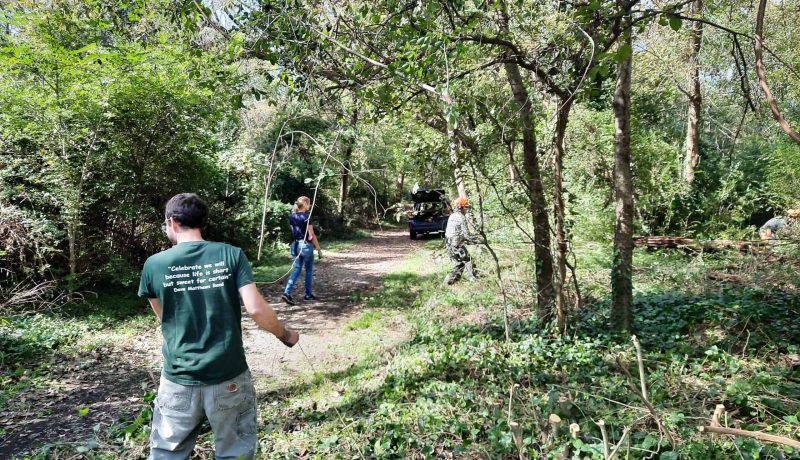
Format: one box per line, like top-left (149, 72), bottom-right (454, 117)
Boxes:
top-left (408, 189), bottom-right (449, 239)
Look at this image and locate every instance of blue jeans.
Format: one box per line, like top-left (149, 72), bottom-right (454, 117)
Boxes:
top-left (284, 241), bottom-right (314, 297)
top-left (149, 370), bottom-right (256, 460)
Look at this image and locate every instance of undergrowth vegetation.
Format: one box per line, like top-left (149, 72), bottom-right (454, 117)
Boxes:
top-left (3, 236), bottom-right (799, 459)
top-left (256, 242), bottom-right (800, 459)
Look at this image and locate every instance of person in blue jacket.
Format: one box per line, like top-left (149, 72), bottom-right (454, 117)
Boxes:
top-left (282, 196), bottom-right (322, 304)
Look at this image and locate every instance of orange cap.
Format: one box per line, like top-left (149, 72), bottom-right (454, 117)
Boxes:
top-left (454, 197), bottom-right (471, 208)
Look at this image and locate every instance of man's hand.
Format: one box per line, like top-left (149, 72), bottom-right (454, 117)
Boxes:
top-left (280, 328), bottom-right (299, 347)
top-left (317, 249), bottom-right (323, 260)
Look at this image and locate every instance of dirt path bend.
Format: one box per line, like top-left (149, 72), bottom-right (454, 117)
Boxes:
top-left (245, 229), bottom-right (427, 385)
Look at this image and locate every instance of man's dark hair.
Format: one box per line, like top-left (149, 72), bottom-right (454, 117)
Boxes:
top-left (165, 193), bottom-right (208, 229)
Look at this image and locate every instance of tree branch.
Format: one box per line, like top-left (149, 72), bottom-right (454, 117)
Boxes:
top-left (753, 0), bottom-right (800, 144)
top-left (698, 426), bottom-right (800, 449)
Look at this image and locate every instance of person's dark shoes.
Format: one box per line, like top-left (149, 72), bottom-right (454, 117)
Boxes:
top-left (303, 294), bottom-right (318, 301)
top-left (281, 293), bottom-right (295, 305)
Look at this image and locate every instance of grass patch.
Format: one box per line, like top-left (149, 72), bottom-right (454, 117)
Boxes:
top-left (344, 310), bottom-right (387, 330)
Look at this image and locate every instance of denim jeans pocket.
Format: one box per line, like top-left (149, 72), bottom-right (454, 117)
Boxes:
top-left (215, 372), bottom-right (255, 411)
top-left (156, 380), bottom-right (193, 412)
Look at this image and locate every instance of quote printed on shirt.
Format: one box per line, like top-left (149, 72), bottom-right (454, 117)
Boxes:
top-left (162, 261), bottom-right (231, 292)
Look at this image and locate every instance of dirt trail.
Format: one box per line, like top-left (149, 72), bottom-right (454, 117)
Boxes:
top-left (0, 229), bottom-right (429, 459)
top-left (244, 229), bottom-right (426, 384)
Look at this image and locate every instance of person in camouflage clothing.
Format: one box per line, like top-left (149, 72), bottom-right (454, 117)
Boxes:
top-left (444, 197), bottom-right (481, 285)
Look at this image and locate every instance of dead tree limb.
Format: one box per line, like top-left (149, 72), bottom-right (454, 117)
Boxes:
top-left (754, 0), bottom-right (800, 144)
top-left (698, 426), bottom-right (800, 449)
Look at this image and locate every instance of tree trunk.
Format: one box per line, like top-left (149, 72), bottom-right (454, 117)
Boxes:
top-left (611, 25), bottom-right (635, 333)
top-left (395, 171), bottom-right (405, 202)
top-left (449, 131), bottom-right (467, 198)
top-left (338, 109), bottom-right (358, 218)
top-left (683, 0), bottom-right (703, 184)
top-left (67, 222), bottom-right (77, 276)
top-left (504, 62), bottom-right (555, 319)
top-left (553, 99), bottom-right (573, 333)
top-left (257, 172), bottom-right (272, 261)
top-left (442, 91), bottom-right (468, 198)
top-left (508, 163), bottom-right (518, 182)
top-left (419, 114), bottom-right (467, 197)
top-left (337, 157), bottom-right (352, 216)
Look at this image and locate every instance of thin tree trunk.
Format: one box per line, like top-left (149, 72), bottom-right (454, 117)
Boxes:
top-left (257, 129), bottom-right (287, 261)
top-left (257, 172), bottom-right (273, 260)
top-left (508, 162), bottom-right (518, 182)
top-left (67, 223), bottom-right (77, 276)
top-left (684, 0), bottom-right (704, 184)
top-left (442, 91), bottom-right (468, 198)
top-left (67, 149), bottom-right (92, 278)
top-left (504, 62), bottom-right (555, 319)
top-left (611, 24), bottom-right (635, 333)
top-left (395, 171), bottom-right (405, 202)
top-left (553, 99), bottom-right (573, 332)
top-left (754, 0), bottom-right (800, 144)
top-left (338, 109), bottom-right (358, 218)
top-left (338, 156), bottom-right (352, 216)
top-left (420, 114), bottom-right (467, 197)
top-left (64, 136), bottom-right (89, 278)
top-left (449, 130), bottom-right (467, 198)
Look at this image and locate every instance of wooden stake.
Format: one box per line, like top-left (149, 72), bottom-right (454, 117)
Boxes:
top-left (506, 385), bottom-right (526, 460)
top-left (558, 394), bottom-right (573, 417)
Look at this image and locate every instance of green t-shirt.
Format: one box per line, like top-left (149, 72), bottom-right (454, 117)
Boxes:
top-left (138, 241), bottom-right (255, 385)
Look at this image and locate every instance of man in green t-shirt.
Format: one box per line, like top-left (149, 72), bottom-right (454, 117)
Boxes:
top-left (139, 193), bottom-right (299, 460)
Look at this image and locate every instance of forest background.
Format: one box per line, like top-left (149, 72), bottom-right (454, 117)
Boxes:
top-left (1, 0), bottom-right (800, 458)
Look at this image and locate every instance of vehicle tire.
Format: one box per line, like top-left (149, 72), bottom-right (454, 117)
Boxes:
top-left (409, 231), bottom-right (417, 240)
